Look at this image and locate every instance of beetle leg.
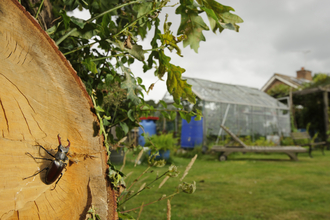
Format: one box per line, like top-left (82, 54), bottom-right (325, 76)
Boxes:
top-left (22, 167), bottom-right (48, 180)
top-left (36, 145), bottom-right (55, 158)
top-left (25, 152), bottom-right (53, 162)
top-left (51, 163), bottom-right (67, 190)
top-left (51, 172), bottom-right (63, 190)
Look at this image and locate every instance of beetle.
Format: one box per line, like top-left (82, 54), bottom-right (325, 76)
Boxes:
top-left (23, 134), bottom-right (70, 190)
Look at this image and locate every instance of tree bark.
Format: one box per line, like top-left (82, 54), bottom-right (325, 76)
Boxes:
top-left (0, 1), bottom-right (116, 219)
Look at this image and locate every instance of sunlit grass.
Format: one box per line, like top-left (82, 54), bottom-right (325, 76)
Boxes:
top-left (118, 150), bottom-right (330, 220)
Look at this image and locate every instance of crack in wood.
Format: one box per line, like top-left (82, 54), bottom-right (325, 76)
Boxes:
top-left (31, 114), bottom-right (47, 138)
top-left (6, 51), bottom-right (12, 59)
top-left (74, 128), bottom-right (83, 139)
top-left (15, 98), bottom-right (33, 137)
top-left (34, 201), bottom-right (40, 213)
top-left (21, 47), bottom-right (30, 66)
top-left (1, 32), bottom-right (32, 66)
top-left (0, 72), bottom-right (36, 113)
top-left (16, 46), bottom-right (25, 65)
top-left (13, 42), bottom-right (17, 54)
top-left (0, 97), bottom-right (9, 133)
top-left (44, 194), bottom-right (56, 213)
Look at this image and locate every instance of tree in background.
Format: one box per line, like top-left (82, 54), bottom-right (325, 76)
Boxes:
top-left (20, 0), bottom-right (242, 149)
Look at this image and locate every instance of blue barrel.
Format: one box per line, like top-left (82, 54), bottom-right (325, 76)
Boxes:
top-left (138, 119), bottom-right (157, 146)
top-left (181, 116), bottom-right (203, 148)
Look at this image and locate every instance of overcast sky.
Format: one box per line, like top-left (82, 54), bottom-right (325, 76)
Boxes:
top-left (73, 0), bottom-right (330, 101)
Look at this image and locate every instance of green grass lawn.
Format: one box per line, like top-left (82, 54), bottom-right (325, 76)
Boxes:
top-left (118, 150), bottom-right (330, 220)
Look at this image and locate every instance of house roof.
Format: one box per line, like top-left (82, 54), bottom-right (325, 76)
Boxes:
top-left (163, 77), bottom-right (289, 110)
top-left (261, 73), bottom-right (311, 92)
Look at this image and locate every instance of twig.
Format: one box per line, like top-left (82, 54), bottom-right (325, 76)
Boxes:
top-left (63, 42), bottom-right (97, 56)
top-left (167, 199), bottom-right (171, 220)
top-left (55, 0), bottom-right (140, 45)
top-left (120, 192), bottom-right (179, 214)
top-left (35, 0), bottom-right (45, 19)
top-left (118, 166), bottom-right (151, 202)
top-left (180, 154), bottom-right (197, 181)
top-left (137, 202), bottom-right (144, 220)
top-left (118, 171), bottom-right (169, 207)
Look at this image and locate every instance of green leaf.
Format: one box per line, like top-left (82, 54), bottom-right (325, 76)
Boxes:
top-left (103, 118), bottom-right (110, 126)
top-left (161, 111), bottom-right (170, 120)
top-left (121, 65), bottom-right (141, 105)
top-left (197, 0), bottom-right (243, 32)
top-left (194, 114), bottom-right (202, 121)
top-left (159, 100), bottom-right (167, 109)
top-left (82, 58), bottom-right (98, 74)
top-left (95, 105), bottom-right (105, 113)
top-left (120, 122), bottom-right (129, 134)
top-left (46, 24), bottom-right (58, 35)
top-left (173, 103), bottom-right (183, 109)
top-left (159, 15), bottom-right (184, 57)
top-left (166, 63), bottom-right (195, 104)
top-left (176, 1), bottom-right (209, 53)
top-left (133, 0), bottom-right (153, 25)
top-left (179, 111), bottom-right (187, 120)
top-left (185, 115), bottom-right (192, 123)
top-left (103, 115), bottom-right (111, 120)
top-left (60, 10), bottom-right (71, 30)
top-left (126, 44), bottom-right (145, 61)
top-left (156, 51), bottom-right (170, 80)
top-left (118, 212), bottom-right (135, 219)
top-left (170, 111), bottom-right (177, 120)
top-left (70, 17), bottom-right (85, 29)
top-left (127, 109), bottom-right (135, 121)
top-left (70, 28), bottom-right (98, 40)
top-left (156, 50), bottom-right (195, 104)
top-left (105, 74), bottom-right (114, 86)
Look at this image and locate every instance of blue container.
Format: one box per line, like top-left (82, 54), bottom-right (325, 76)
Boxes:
top-left (138, 119), bottom-right (157, 146)
top-left (181, 116), bottom-right (203, 148)
top-left (149, 150), bottom-right (170, 160)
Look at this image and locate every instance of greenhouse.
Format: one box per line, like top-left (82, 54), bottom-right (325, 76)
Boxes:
top-left (162, 77), bottom-right (291, 145)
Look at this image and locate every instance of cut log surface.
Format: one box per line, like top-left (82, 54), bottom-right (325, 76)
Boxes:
top-left (0, 1), bottom-right (116, 219)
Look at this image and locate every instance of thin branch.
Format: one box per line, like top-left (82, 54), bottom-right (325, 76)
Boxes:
top-left (120, 192), bottom-right (179, 214)
top-left (118, 171), bottom-right (169, 207)
top-left (63, 42), bottom-right (97, 56)
top-left (118, 166), bottom-right (151, 202)
top-left (86, 0), bottom-right (140, 24)
top-left (56, 28), bottom-right (78, 45)
top-left (140, 108), bottom-right (192, 114)
top-left (56, 0), bottom-right (140, 45)
top-left (91, 94), bottom-right (110, 155)
top-left (35, 0), bottom-right (45, 19)
top-left (114, 6), bottom-right (161, 38)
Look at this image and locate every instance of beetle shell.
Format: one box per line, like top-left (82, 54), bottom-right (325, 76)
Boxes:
top-left (45, 160), bottom-right (65, 184)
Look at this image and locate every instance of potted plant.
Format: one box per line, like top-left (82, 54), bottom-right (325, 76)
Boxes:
top-left (144, 133), bottom-right (178, 160)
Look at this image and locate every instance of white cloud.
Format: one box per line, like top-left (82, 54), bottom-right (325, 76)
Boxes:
top-left (73, 1), bottom-right (330, 101)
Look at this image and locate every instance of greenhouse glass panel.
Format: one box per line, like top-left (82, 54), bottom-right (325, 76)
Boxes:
top-left (162, 77), bottom-right (291, 146)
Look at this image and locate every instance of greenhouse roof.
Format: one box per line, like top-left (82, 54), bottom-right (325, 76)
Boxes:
top-left (163, 77), bottom-right (289, 109)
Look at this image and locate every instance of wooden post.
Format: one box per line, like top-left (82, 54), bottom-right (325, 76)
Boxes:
top-left (323, 91), bottom-right (329, 148)
top-left (0, 1), bottom-right (116, 219)
top-left (289, 87), bottom-right (297, 130)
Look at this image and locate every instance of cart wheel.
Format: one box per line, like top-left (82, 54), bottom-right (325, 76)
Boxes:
top-left (219, 154), bottom-right (227, 161)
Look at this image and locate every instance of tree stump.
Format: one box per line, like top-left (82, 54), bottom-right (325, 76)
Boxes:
top-left (0, 1), bottom-right (116, 219)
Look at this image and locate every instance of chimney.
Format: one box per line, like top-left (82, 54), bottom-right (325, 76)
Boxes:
top-left (296, 67), bottom-right (312, 81)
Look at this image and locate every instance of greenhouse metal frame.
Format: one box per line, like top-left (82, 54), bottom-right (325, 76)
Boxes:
top-left (162, 77), bottom-right (291, 145)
